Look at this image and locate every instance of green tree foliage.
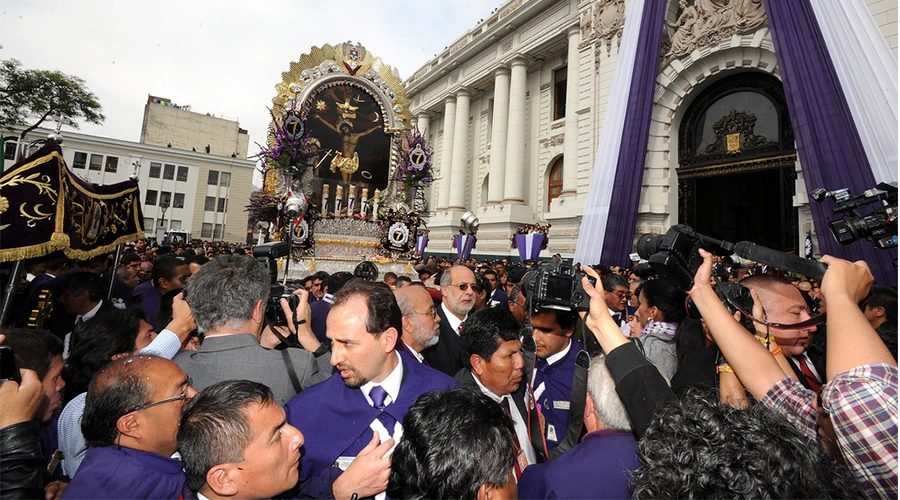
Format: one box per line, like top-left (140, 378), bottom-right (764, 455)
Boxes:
top-left (0, 58), bottom-right (104, 141)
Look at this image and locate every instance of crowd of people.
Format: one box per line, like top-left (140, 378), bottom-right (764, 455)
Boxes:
top-left (0, 236), bottom-right (897, 499)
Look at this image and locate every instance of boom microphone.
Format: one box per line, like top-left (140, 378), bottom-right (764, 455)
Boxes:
top-left (733, 241), bottom-right (828, 281)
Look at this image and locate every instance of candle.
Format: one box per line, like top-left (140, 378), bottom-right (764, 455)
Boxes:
top-left (335, 185), bottom-right (344, 215)
top-left (372, 189), bottom-right (381, 221)
top-left (347, 184), bottom-right (357, 214)
top-left (321, 184), bottom-right (330, 215)
top-left (360, 188), bottom-right (369, 217)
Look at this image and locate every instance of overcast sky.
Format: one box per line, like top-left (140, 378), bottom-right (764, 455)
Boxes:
top-left (2, 0), bottom-right (501, 186)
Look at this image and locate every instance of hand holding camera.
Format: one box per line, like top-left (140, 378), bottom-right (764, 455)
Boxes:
top-left (280, 288), bottom-right (311, 334)
top-left (579, 266), bottom-right (630, 355)
top-left (0, 335), bottom-right (43, 429)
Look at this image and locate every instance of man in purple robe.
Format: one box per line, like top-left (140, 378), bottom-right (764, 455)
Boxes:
top-left (285, 281), bottom-right (458, 499)
top-left (62, 355), bottom-right (197, 499)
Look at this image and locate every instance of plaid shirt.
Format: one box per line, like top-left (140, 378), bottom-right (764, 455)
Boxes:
top-left (761, 363), bottom-right (898, 499)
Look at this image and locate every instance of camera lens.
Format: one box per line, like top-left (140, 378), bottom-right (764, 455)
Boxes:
top-left (635, 234), bottom-right (664, 260)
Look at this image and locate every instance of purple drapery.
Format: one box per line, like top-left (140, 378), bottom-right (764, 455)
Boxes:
top-left (415, 235), bottom-right (429, 254)
top-left (454, 235), bottom-right (476, 260)
top-left (763, 0), bottom-right (896, 286)
top-left (599, 0), bottom-right (669, 267)
top-left (515, 233), bottom-right (546, 261)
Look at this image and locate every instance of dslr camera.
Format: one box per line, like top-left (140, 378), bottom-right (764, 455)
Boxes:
top-left (812, 182), bottom-right (897, 250)
top-left (253, 242), bottom-right (300, 325)
top-left (521, 260), bottom-right (595, 312)
top-left (636, 225), bottom-right (735, 291)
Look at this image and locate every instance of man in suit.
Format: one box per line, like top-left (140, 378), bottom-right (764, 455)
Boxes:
top-left (603, 274), bottom-right (630, 333)
top-left (518, 357), bottom-right (640, 499)
top-left (174, 255), bottom-right (331, 405)
top-left (309, 271), bottom-right (355, 344)
top-left (742, 275), bottom-right (824, 392)
top-left (57, 272), bottom-right (117, 356)
top-left (393, 284), bottom-right (440, 364)
top-left (285, 281), bottom-right (457, 499)
top-left (133, 255), bottom-right (191, 330)
top-left (456, 307), bottom-right (546, 478)
top-left (483, 268), bottom-right (508, 309)
top-left (423, 265), bottom-right (477, 376)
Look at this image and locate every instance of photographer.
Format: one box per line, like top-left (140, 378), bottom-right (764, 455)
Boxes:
top-left (687, 250), bottom-right (897, 498)
top-left (174, 255), bottom-right (331, 405)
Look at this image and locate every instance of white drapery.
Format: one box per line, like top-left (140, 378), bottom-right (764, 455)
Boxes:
top-left (573, 0), bottom-right (647, 266)
top-left (809, 0), bottom-right (898, 184)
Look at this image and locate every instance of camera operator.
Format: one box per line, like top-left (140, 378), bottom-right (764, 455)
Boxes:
top-left (688, 250), bottom-right (897, 498)
top-left (174, 255), bottom-right (331, 405)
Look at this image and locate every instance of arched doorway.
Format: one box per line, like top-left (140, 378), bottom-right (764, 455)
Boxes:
top-left (678, 72), bottom-right (798, 252)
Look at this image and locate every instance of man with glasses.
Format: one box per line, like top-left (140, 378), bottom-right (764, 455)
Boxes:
top-left (64, 355), bottom-right (197, 498)
top-left (424, 265), bottom-right (480, 376)
top-left (603, 274), bottom-right (630, 333)
top-left (393, 285), bottom-right (441, 364)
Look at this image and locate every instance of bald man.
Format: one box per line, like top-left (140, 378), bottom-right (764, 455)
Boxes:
top-left (393, 285), bottom-right (441, 364)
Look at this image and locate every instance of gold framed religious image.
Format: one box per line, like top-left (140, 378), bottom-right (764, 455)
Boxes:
top-left (305, 81), bottom-right (392, 190)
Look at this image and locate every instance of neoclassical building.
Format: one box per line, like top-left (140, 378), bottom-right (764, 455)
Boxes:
top-left (403, 0), bottom-right (897, 262)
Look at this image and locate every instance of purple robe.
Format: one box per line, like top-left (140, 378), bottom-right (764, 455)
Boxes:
top-left (531, 339), bottom-right (584, 450)
top-left (517, 429), bottom-right (639, 499)
top-left (132, 281), bottom-right (162, 329)
top-left (285, 353), bottom-right (457, 497)
top-left (62, 446), bottom-right (186, 499)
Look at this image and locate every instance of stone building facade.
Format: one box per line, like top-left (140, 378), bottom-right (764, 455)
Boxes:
top-left (403, 0), bottom-right (897, 261)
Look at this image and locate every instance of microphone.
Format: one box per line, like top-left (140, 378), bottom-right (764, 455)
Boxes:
top-left (733, 242), bottom-right (828, 281)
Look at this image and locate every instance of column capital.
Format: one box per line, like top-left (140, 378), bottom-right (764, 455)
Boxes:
top-left (494, 66), bottom-right (511, 77)
top-left (444, 95), bottom-right (457, 104)
top-left (567, 24), bottom-right (581, 39)
top-left (455, 87), bottom-right (474, 98)
top-left (509, 56), bottom-right (528, 68)
top-left (415, 111), bottom-right (432, 119)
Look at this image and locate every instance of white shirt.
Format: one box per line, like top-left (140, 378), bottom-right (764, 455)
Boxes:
top-left (532, 339), bottom-right (572, 404)
top-left (441, 302), bottom-right (466, 335)
top-left (608, 307), bottom-right (631, 336)
top-left (63, 301), bottom-right (105, 360)
top-left (401, 340), bottom-right (426, 363)
top-left (360, 351), bottom-right (405, 442)
top-left (472, 372), bottom-right (537, 465)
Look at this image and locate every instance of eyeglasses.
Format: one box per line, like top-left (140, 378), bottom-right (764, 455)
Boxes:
top-left (448, 283), bottom-right (484, 293)
top-left (407, 308), bottom-right (438, 318)
top-left (126, 385), bottom-right (190, 414)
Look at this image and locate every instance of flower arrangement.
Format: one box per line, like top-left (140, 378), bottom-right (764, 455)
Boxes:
top-left (257, 106), bottom-right (321, 176)
top-left (393, 127), bottom-right (434, 204)
top-left (511, 223), bottom-right (551, 250)
top-left (246, 194), bottom-right (285, 226)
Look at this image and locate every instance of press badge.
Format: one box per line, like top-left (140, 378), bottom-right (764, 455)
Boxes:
top-left (553, 400), bottom-right (570, 410)
top-left (334, 456), bottom-right (355, 471)
top-left (547, 424), bottom-right (558, 443)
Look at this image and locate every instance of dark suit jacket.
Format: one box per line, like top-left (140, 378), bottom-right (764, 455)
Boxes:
top-left (788, 347), bottom-right (826, 391)
top-left (422, 305), bottom-right (465, 376)
top-left (309, 298), bottom-right (333, 344)
top-left (455, 368), bottom-right (547, 464)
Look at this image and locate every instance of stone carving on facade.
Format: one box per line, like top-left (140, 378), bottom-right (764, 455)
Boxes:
top-left (702, 109), bottom-right (772, 156)
top-left (540, 134), bottom-right (566, 149)
top-left (666, 0), bottom-right (767, 59)
top-left (579, 0), bottom-right (626, 53)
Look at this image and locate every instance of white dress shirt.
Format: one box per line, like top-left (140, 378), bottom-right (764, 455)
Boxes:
top-left (472, 372), bottom-right (537, 465)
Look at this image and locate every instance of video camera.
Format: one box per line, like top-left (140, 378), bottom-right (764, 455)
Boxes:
top-left (521, 259), bottom-right (596, 312)
top-left (253, 242), bottom-right (300, 325)
top-left (636, 224), bottom-right (828, 291)
top-left (811, 182), bottom-right (897, 250)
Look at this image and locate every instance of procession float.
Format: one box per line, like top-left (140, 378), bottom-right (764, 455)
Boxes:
top-left (250, 42), bottom-right (434, 279)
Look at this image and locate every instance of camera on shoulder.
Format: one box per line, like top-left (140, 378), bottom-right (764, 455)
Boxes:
top-left (253, 242), bottom-right (301, 325)
top-left (521, 259), bottom-right (596, 312)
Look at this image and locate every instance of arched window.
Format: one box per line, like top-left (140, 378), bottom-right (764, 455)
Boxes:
top-left (547, 158), bottom-right (563, 210)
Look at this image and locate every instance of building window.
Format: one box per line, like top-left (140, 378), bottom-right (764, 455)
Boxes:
top-left (201, 223), bottom-right (213, 238)
top-left (208, 170), bottom-right (219, 185)
top-left (4, 140), bottom-right (18, 160)
top-left (553, 67), bottom-right (567, 121)
top-left (220, 171), bottom-right (231, 187)
top-left (169, 220), bottom-right (182, 231)
top-left (89, 154), bottom-right (103, 171)
top-left (145, 190), bottom-right (158, 205)
top-left (163, 164), bottom-right (175, 180)
top-left (217, 198), bottom-right (226, 213)
top-left (213, 224), bottom-right (224, 239)
top-left (160, 191), bottom-right (172, 207)
top-left (105, 156), bottom-right (118, 173)
top-left (73, 152), bottom-right (87, 169)
top-left (173, 193), bottom-right (185, 209)
top-left (547, 157), bottom-right (563, 210)
top-left (149, 162), bottom-right (161, 178)
top-left (204, 196), bottom-right (216, 212)
top-left (143, 218), bottom-right (154, 230)
top-left (177, 166), bottom-right (189, 182)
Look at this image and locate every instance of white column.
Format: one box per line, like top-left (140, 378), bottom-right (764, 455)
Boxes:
top-left (488, 67), bottom-right (511, 205)
top-left (416, 112), bottom-right (431, 138)
top-left (438, 97), bottom-right (456, 210)
top-left (561, 26), bottom-right (581, 196)
top-left (504, 58), bottom-right (528, 203)
top-left (448, 89), bottom-right (471, 210)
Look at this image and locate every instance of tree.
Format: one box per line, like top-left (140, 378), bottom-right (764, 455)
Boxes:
top-left (0, 58), bottom-right (104, 144)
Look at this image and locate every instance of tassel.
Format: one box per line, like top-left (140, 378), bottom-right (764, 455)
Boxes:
top-left (310, 258), bottom-right (316, 271)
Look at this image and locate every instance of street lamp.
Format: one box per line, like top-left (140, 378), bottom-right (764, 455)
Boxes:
top-left (157, 200), bottom-right (170, 241)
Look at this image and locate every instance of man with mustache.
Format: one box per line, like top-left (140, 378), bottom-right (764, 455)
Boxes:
top-left (456, 308), bottom-right (546, 479)
top-left (285, 281), bottom-right (457, 499)
top-left (393, 285), bottom-right (440, 364)
top-left (423, 265), bottom-right (479, 376)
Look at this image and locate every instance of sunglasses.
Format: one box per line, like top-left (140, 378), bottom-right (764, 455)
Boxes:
top-left (448, 283), bottom-right (484, 293)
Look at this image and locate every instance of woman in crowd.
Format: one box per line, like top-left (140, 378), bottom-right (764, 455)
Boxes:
top-left (631, 279), bottom-right (686, 380)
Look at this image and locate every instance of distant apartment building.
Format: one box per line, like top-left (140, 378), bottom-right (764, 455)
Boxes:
top-left (140, 95), bottom-right (250, 159)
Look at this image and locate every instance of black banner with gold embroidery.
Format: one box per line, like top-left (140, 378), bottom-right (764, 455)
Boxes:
top-left (0, 143), bottom-right (145, 262)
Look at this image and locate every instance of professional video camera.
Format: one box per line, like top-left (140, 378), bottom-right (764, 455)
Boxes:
top-left (811, 182), bottom-right (897, 250)
top-left (253, 242), bottom-right (300, 325)
top-left (684, 281), bottom-right (756, 333)
top-left (521, 259), bottom-right (596, 312)
top-left (636, 224), bottom-right (828, 291)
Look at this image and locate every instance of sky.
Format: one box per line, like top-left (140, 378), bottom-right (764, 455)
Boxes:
top-left (1, 0), bottom-right (502, 187)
